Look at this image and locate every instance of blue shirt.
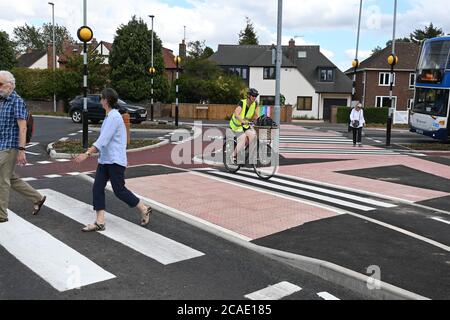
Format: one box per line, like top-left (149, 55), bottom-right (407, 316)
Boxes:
top-left (93, 109), bottom-right (127, 167)
top-left (0, 91), bottom-right (28, 151)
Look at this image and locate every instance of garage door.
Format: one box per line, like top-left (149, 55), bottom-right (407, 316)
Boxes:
top-left (323, 99), bottom-right (348, 121)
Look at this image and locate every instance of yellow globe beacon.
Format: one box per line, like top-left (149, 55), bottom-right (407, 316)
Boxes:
top-left (149, 67), bottom-right (156, 75)
top-left (77, 26), bottom-right (93, 43)
top-left (352, 59), bottom-right (359, 68)
top-left (387, 54), bottom-right (398, 66)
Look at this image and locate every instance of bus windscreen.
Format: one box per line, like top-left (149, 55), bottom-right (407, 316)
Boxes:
top-left (412, 88), bottom-right (449, 117)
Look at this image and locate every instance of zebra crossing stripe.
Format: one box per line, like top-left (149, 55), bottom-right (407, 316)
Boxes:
top-left (317, 292), bottom-right (340, 300)
top-left (207, 171), bottom-right (376, 211)
top-left (0, 211), bottom-right (116, 292)
top-left (237, 170), bottom-right (396, 208)
top-left (245, 282), bottom-right (302, 300)
top-left (39, 189), bottom-right (205, 265)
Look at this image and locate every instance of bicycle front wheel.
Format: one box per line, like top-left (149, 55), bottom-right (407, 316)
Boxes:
top-left (253, 144), bottom-right (278, 180)
top-left (223, 140), bottom-right (241, 173)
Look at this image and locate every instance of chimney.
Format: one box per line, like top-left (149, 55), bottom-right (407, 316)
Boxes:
top-left (288, 38), bottom-right (296, 63)
top-left (179, 39), bottom-right (186, 63)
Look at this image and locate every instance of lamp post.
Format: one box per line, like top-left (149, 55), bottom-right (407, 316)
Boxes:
top-left (77, 0), bottom-right (93, 150)
top-left (48, 2), bottom-right (56, 113)
top-left (352, 0), bottom-right (363, 103)
top-left (273, 0), bottom-right (283, 126)
top-left (386, 0), bottom-right (398, 147)
top-left (174, 55), bottom-right (181, 127)
top-left (149, 15), bottom-right (155, 122)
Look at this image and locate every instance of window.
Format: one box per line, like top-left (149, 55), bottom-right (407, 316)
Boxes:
top-left (297, 96), bottom-right (312, 111)
top-left (224, 66), bottom-right (248, 80)
top-left (263, 67), bottom-right (276, 80)
top-left (409, 73), bottom-right (416, 89)
top-left (298, 51), bottom-right (307, 58)
top-left (376, 96), bottom-right (397, 109)
top-left (260, 96), bottom-right (275, 106)
top-left (318, 68), bottom-right (334, 82)
top-left (379, 72), bottom-right (395, 86)
top-left (412, 88), bottom-right (449, 117)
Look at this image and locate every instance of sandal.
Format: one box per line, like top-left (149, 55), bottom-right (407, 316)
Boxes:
top-left (82, 222), bottom-right (105, 232)
top-left (32, 196), bottom-right (47, 215)
top-left (140, 207), bottom-right (152, 226)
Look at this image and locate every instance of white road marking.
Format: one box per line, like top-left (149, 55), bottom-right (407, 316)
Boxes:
top-left (68, 133), bottom-right (78, 136)
top-left (37, 161), bottom-right (53, 165)
top-left (245, 282), bottom-right (302, 300)
top-left (237, 170), bottom-right (396, 208)
top-left (0, 211), bottom-right (115, 292)
top-left (209, 170), bottom-right (376, 211)
top-left (56, 159), bottom-right (71, 162)
top-left (317, 292), bottom-right (340, 300)
top-left (66, 172), bottom-right (81, 176)
top-left (21, 177), bottom-right (37, 182)
top-left (39, 189), bottom-right (205, 265)
top-left (432, 217), bottom-right (450, 225)
top-left (44, 175), bottom-right (63, 179)
top-left (59, 137), bottom-right (69, 142)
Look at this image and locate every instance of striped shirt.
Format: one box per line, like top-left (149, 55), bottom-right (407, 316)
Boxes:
top-left (0, 91), bottom-right (28, 151)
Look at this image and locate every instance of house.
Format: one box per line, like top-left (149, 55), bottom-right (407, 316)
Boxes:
top-left (17, 48), bottom-right (59, 69)
top-left (209, 39), bottom-right (352, 120)
top-left (345, 42), bottom-right (421, 111)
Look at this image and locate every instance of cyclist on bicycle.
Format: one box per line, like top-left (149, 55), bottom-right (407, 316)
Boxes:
top-left (229, 88), bottom-right (260, 162)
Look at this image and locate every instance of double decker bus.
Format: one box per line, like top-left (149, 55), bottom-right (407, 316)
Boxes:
top-left (410, 37), bottom-right (450, 140)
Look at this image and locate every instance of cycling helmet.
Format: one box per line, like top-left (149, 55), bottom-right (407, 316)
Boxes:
top-left (247, 88), bottom-right (259, 97)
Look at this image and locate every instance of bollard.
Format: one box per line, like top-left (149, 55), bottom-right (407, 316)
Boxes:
top-left (122, 113), bottom-right (131, 146)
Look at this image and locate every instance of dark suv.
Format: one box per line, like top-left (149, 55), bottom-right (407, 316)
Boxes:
top-left (68, 95), bottom-right (148, 124)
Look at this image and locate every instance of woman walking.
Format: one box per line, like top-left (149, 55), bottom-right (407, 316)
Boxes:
top-left (74, 88), bottom-right (152, 232)
top-left (350, 103), bottom-right (366, 147)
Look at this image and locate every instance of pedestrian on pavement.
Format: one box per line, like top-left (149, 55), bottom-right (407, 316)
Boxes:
top-left (350, 103), bottom-right (366, 147)
top-left (228, 88), bottom-right (260, 162)
top-left (0, 70), bottom-right (46, 223)
top-left (74, 88), bottom-right (152, 232)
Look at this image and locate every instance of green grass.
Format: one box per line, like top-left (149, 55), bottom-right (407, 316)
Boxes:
top-left (53, 139), bottom-right (161, 154)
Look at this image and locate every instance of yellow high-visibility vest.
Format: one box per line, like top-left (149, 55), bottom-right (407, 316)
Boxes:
top-left (229, 99), bottom-right (257, 132)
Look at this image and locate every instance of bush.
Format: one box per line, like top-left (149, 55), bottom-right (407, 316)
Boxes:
top-left (12, 68), bottom-right (81, 108)
top-left (336, 106), bottom-right (389, 124)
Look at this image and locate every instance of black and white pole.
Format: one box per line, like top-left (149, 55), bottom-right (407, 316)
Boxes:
top-left (174, 55), bottom-right (181, 127)
top-left (77, 1), bottom-right (93, 150)
top-left (149, 15), bottom-right (155, 122)
top-left (48, 2), bottom-right (56, 113)
top-left (352, 0), bottom-right (363, 103)
top-left (386, 0), bottom-right (398, 147)
top-left (273, 0), bottom-right (283, 126)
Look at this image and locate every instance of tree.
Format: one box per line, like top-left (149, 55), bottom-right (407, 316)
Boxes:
top-left (13, 23), bottom-right (44, 53)
top-left (177, 59), bottom-right (246, 104)
top-left (187, 40), bottom-right (214, 61)
top-left (12, 23), bottom-right (74, 54)
top-left (371, 46), bottom-right (382, 55)
top-left (0, 31), bottom-right (17, 70)
top-left (385, 37), bottom-right (411, 47)
top-left (109, 16), bottom-right (169, 102)
top-left (410, 23), bottom-right (444, 44)
top-left (65, 49), bottom-right (109, 93)
top-left (239, 17), bottom-right (258, 45)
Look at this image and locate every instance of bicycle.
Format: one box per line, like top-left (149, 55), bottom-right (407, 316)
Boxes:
top-left (222, 122), bottom-right (279, 180)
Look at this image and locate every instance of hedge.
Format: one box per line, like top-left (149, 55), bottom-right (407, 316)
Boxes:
top-left (11, 68), bottom-right (82, 107)
top-left (337, 106), bottom-right (389, 124)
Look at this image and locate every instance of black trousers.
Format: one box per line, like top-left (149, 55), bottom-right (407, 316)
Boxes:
top-left (93, 164), bottom-right (140, 211)
top-left (352, 127), bottom-right (362, 144)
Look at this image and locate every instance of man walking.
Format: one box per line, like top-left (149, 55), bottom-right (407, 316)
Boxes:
top-left (0, 70), bottom-right (46, 223)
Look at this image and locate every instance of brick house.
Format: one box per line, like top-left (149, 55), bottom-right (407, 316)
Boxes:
top-left (345, 42), bottom-right (421, 111)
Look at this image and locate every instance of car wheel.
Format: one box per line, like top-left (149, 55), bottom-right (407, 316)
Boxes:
top-left (71, 110), bottom-right (82, 123)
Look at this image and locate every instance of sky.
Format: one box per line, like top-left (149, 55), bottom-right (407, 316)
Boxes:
top-left (1, 0), bottom-right (450, 71)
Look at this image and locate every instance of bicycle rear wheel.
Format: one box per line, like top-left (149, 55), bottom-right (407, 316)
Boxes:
top-left (223, 140), bottom-right (241, 173)
top-left (253, 144), bottom-right (278, 180)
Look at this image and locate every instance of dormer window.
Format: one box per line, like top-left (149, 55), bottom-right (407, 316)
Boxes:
top-left (319, 68), bottom-right (334, 82)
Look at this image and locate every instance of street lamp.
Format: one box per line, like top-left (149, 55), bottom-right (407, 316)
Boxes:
top-left (386, 0), bottom-right (398, 147)
top-left (149, 15), bottom-right (155, 122)
top-left (351, 0), bottom-right (363, 103)
top-left (174, 55), bottom-right (181, 127)
top-left (48, 2), bottom-right (56, 113)
top-left (77, 1), bottom-right (93, 150)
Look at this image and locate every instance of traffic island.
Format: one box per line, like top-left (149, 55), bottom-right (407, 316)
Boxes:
top-left (48, 139), bottom-right (167, 159)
